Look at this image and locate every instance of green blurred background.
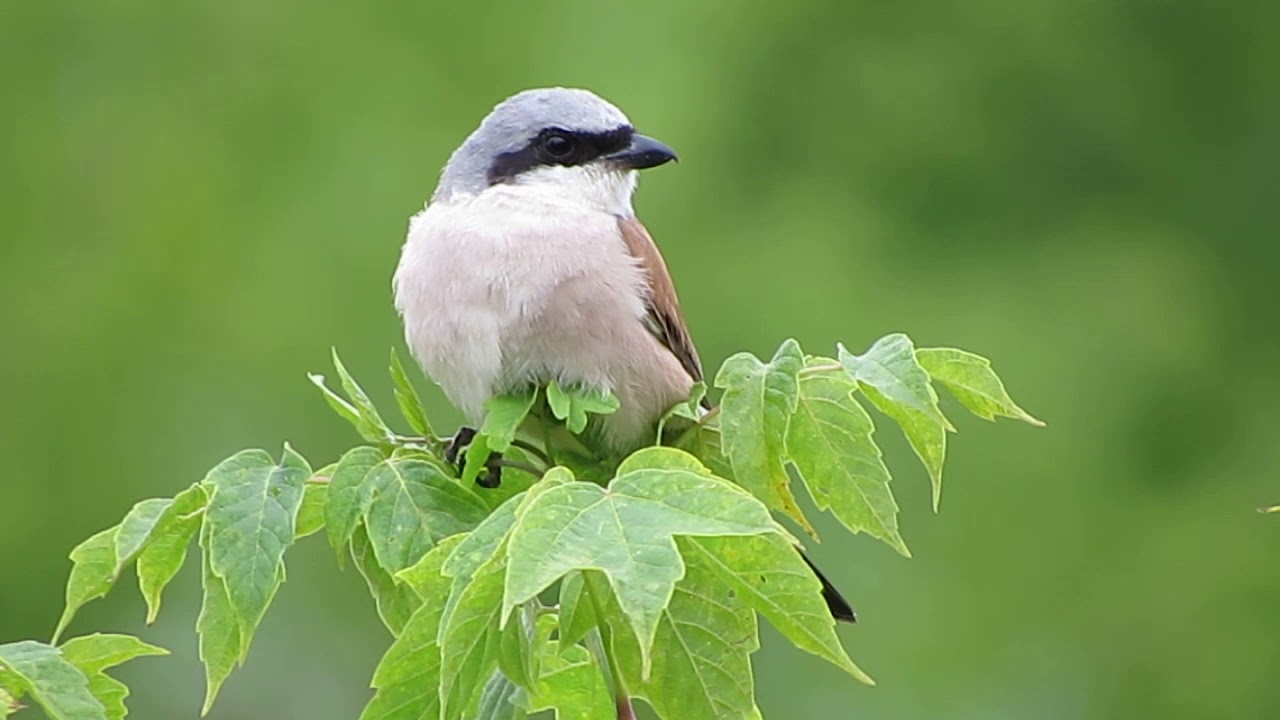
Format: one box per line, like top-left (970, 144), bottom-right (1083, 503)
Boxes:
top-left (3, 1), bottom-right (1277, 717)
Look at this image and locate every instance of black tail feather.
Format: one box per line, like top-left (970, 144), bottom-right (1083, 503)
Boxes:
top-left (800, 551), bottom-right (857, 623)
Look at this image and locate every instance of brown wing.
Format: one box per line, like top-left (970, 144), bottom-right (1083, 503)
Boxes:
top-left (616, 216), bottom-right (709, 403)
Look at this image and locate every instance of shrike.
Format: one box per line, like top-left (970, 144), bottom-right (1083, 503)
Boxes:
top-left (394, 87), bottom-right (855, 622)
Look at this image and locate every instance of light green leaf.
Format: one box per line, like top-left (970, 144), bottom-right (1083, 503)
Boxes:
top-left (657, 381), bottom-right (707, 441)
top-left (0, 687), bottom-right (17, 717)
top-left (296, 482), bottom-right (328, 539)
top-left (503, 458), bottom-right (777, 676)
top-left (136, 484), bottom-right (207, 624)
top-left (390, 348), bottom-right (434, 437)
top-left (555, 572), bottom-right (597, 651)
top-left (112, 499), bottom-right (173, 579)
top-left (586, 549), bottom-right (758, 720)
top-left (546, 381), bottom-right (620, 434)
top-left (351, 525), bottom-right (424, 636)
top-left (862, 383), bottom-right (949, 511)
top-left (839, 333), bottom-right (952, 429)
top-left (714, 339), bottom-right (816, 537)
top-left (439, 556), bottom-right (507, 720)
top-left (325, 446), bottom-right (384, 557)
top-left (1262, 504), bottom-right (1280, 514)
top-left (60, 634), bottom-right (168, 720)
top-left (332, 348), bottom-right (394, 442)
top-left (916, 347), bottom-right (1044, 426)
top-left (202, 446), bottom-right (309, 652)
top-left (359, 537), bottom-right (463, 720)
top-left (196, 523), bottom-right (241, 716)
top-left (0, 641), bottom-right (104, 720)
top-left (684, 535), bottom-right (872, 684)
top-left (475, 671), bottom-right (525, 720)
top-left (463, 391), bottom-right (539, 484)
top-left (309, 372), bottom-right (383, 443)
top-left (362, 458), bottom-right (489, 575)
top-left (787, 368), bottom-right (908, 555)
top-left (54, 528), bottom-right (118, 643)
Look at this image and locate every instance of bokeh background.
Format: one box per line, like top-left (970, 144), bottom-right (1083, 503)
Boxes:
top-left (3, 1), bottom-right (1278, 718)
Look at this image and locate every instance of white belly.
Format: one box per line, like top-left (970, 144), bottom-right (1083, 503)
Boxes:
top-left (393, 186), bottom-right (692, 450)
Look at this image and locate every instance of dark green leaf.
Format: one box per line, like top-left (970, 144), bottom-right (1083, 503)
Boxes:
top-left (351, 525), bottom-right (423, 636)
top-left (503, 451), bottom-right (777, 675)
top-left (555, 572), bottom-right (597, 651)
top-left (474, 671), bottom-right (525, 720)
top-left (497, 607), bottom-right (536, 692)
top-left (359, 536), bottom-right (463, 720)
top-left (684, 536), bottom-right (872, 683)
top-left (202, 446), bottom-right (309, 650)
top-left (787, 368), bottom-right (908, 555)
top-left (0, 641), bottom-right (104, 720)
top-left (439, 556), bottom-right (507, 720)
top-left (196, 523), bottom-right (241, 716)
top-left (325, 446), bottom-right (384, 557)
top-left (136, 484), bottom-right (207, 624)
top-left (390, 348), bottom-right (434, 437)
top-left (714, 339), bottom-right (816, 536)
top-left (362, 458), bottom-right (489, 575)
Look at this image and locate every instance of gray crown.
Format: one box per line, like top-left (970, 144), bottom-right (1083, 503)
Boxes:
top-left (434, 87), bottom-right (632, 199)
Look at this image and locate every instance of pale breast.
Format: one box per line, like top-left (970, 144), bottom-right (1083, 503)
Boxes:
top-left (394, 185), bottom-right (692, 450)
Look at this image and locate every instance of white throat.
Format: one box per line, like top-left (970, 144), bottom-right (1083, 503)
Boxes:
top-left (485, 164), bottom-right (638, 216)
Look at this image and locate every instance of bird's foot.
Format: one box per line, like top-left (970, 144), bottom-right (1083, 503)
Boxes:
top-left (445, 426), bottom-right (502, 489)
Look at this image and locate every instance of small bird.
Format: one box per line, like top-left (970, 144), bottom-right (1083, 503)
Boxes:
top-left (393, 87), bottom-right (855, 623)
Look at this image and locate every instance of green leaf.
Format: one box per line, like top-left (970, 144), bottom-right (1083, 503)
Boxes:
top-left (497, 614), bottom-right (535, 693)
top-left (674, 420), bottom-right (735, 481)
top-left (136, 484), bottom-right (207, 624)
top-left (362, 458), bottom-right (489, 575)
top-left (325, 446), bottom-right (384, 558)
top-left (112, 499), bottom-right (173, 579)
top-left (0, 687), bottom-right (17, 717)
top-left (916, 347), bottom-right (1045, 426)
top-left (839, 333), bottom-right (952, 429)
top-left (390, 348), bottom-right (434, 437)
top-left (439, 555), bottom-right (507, 720)
top-left (309, 372), bottom-right (383, 443)
top-left (546, 381), bottom-right (620, 434)
top-left (474, 671), bottom-right (525, 720)
top-left (683, 535), bottom-right (873, 684)
top-left (196, 522), bottom-right (242, 716)
top-left (862, 383), bottom-right (949, 512)
top-left (351, 525), bottom-right (424, 636)
top-left (202, 446), bottom-right (309, 652)
top-left (714, 339), bottom-right (816, 537)
top-left (787, 368), bottom-right (909, 555)
top-left (54, 528), bottom-right (118, 643)
top-left (525, 626), bottom-right (610, 720)
top-left (296, 481), bottom-right (327, 539)
top-left (657, 381), bottom-right (707, 441)
top-left (555, 572), bottom-right (597, 651)
top-left (463, 391), bottom-right (539, 484)
top-left (503, 453), bottom-right (777, 676)
top-left (585, 550), bottom-right (758, 720)
top-left (333, 348), bottom-right (394, 441)
top-left (359, 536), bottom-right (463, 720)
top-left (60, 634), bottom-right (168, 720)
top-left (0, 641), bottom-right (104, 720)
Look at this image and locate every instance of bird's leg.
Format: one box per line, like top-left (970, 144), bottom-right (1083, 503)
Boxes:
top-left (445, 426), bottom-right (506, 489)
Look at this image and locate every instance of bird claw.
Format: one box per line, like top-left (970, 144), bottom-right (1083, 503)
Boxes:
top-left (445, 426), bottom-right (503, 489)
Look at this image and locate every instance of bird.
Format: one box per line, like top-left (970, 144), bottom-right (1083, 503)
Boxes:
top-left (393, 87), bottom-right (855, 623)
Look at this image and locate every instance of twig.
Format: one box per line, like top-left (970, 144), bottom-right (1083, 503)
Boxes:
top-left (485, 457), bottom-right (545, 478)
top-left (306, 475), bottom-right (331, 485)
top-left (510, 438), bottom-right (553, 467)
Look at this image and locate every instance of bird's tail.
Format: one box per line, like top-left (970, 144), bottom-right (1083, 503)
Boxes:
top-left (799, 551), bottom-right (857, 623)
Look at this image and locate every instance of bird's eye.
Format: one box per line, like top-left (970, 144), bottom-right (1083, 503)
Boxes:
top-left (542, 133), bottom-right (576, 160)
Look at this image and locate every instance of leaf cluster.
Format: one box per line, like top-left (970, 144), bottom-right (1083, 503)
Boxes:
top-left (6, 337), bottom-right (1039, 719)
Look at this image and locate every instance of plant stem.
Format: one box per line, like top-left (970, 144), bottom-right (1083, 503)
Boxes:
top-left (799, 362), bottom-right (841, 375)
top-left (584, 579), bottom-right (635, 720)
top-left (486, 458), bottom-right (546, 478)
top-left (510, 438), bottom-right (553, 467)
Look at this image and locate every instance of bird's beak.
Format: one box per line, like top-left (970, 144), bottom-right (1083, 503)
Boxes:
top-left (606, 134), bottom-right (678, 170)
